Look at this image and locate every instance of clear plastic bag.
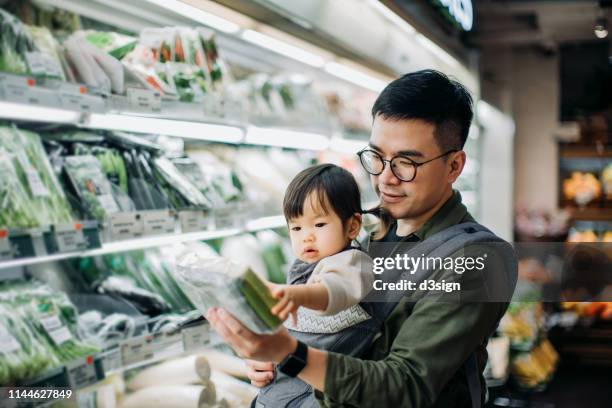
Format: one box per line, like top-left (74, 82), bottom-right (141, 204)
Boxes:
top-left (174, 253), bottom-right (281, 334)
top-left (64, 155), bottom-right (121, 222)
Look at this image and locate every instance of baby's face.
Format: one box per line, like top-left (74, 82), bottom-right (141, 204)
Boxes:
top-left (287, 193), bottom-right (350, 264)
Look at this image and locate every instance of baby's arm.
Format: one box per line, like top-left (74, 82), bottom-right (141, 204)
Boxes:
top-left (269, 283), bottom-right (329, 322)
top-left (311, 250), bottom-right (374, 316)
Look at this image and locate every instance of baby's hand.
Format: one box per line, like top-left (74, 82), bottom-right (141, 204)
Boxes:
top-left (268, 283), bottom-right (299, 326)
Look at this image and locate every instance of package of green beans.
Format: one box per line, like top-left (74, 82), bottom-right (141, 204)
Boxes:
top-left (174, 252), bottom-right (282, 334)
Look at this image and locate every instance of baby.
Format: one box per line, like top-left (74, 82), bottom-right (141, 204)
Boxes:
top-left (254, 163), bottom-right (376, 408)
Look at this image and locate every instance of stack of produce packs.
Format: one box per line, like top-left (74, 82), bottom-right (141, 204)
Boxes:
top-left (122, 27), bottom-right (231, 101)
top-left (0, 281), bottom-right (99, 385)
top-left (1, 8), bottom-right (231, 100)
top-left (0, 9), bottom-right (65, 80)
top-left (0, 125), bottom-right (73, 230)
top-left (44, 129), bottom-right (245, 224)
top-left (233, 73), bottom-right (329, 126)
top-left (174, 252), bottom-right (282, 334)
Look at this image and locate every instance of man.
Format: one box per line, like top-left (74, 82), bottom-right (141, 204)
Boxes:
top-left (207, 70), bottom-right (517, 407)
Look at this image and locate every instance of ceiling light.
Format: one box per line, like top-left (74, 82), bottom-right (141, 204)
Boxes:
top-left (594, 17), bottom-right (608, 39)
top-left (85, 114), bottom-right (244, 143)
top-left (324, 62), bottom-right (388, 92)
top-left (0, 101), bottom-right (81, 123)
top-left (415, 34), bottom-right (460, 68)
top-left (145, 0), bottom-right (241, 34)
top-left (245, 126), bottom-right (330, 150)
top-left (328, 137), bottom-right (368, 154)
top-left (366, 0), bottom-right (416, 35)
top-left (241, 30), bottom-right (326, 67)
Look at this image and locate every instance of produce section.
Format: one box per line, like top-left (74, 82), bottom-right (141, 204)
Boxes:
top-left (0, 0), bottom-right (521, 407)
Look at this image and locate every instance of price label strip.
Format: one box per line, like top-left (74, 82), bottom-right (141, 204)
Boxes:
top-left (182, 324), bottom-right (210, 352)
top-left (142, 210), bottom-right (175, 236)
top-left (0, 229), bottom-right (12, 260)
top-left (109, 212), bottom-right (144, 240)
top-left (127, 88), bottom-right (161, 113)
top-left (121, 335), bottom-right (154, 367)
top-left (179, 210), bottom-right (211, 233)
top-left (66, 355), bottom-right (101, 389)
top-left (54, 223), bottom-right (87, 252)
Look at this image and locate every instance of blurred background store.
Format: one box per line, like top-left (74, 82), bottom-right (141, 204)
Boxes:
top-left (0, 0), bottom-right (609, 407)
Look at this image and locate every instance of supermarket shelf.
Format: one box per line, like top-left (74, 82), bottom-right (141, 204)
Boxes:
top-left (569, 207), bottom-right (612, 222)
top-left (0, 76), bottom-right (337, 150)
top-left (558, 143), bottom-right (612, 159)
top-left (0, 214), bottom-right (286, 271)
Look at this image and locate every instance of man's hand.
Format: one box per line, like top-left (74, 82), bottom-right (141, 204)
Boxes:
top-left (206, 307), bottom-right (297, 363)
top-left (245, 359), bottom-right (275, 388)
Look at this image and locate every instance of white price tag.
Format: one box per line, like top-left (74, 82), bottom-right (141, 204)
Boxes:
top-left (25, 51), bottom-right (64, 79)
top-left (109, 212), bottom-right (144, 240)
top-left (97, 194), bottom-right (120, 214)
top-left (55, 223), bottom-right (87, 252)
top-left (16, 151), bottom-right (49, 197)
top-left (0, 229), bottom-right (11, 260)
top-left (152, 332), bottom-right (183, 359)
top-left (66, 356), bottom-right (99, 389)
top-left (102, 346), bottom-right (122, 372)
top-left (179, 210), bottom-right (211, 233)
top-left (214, 207), bottom-right (236, 229)
top-left (40, 315), bottom-right (73, 345)
top-left (121, 335), bottom-right (154, 366)
top-left (0, 323), bottom-right (21, 353)
top-left (127, 88), bottom-right (161, 112)
top-left (142, 210), bottom-right (175, 236)
top-left (3, 76), bottom-right (40, 105)
top-left (182, 324), bottom-right (210, 352)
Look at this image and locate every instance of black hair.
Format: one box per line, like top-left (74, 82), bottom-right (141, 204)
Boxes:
top-left (283, 164), bottom-right (361, 225)
top-left (372, 69), bottom-right (474, 150)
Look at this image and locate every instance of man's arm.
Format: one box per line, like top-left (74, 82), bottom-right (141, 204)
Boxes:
top-left (320, 244), bottom-right (514, 407)
top-left (321, 299), bottom-right (505, 407)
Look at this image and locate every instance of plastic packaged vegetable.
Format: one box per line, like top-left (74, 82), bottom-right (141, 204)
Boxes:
top-left (153, 156), bottom-right (212, 209)
top-left (63, 155), bottom-right (120, 222)
top-left (0, 9), bottom-right (35, 74)
top-left (0, 303), bottom-right (59, 384)
top-left (0, 126), bottom-right (74, 228)
top-left (174, 253), bottom-right (281, 334)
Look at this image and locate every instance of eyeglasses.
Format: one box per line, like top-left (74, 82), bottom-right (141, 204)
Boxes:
top-left (357, 149), bottom-right (459, 182)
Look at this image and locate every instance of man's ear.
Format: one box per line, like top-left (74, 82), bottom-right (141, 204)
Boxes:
top-left (347, 213), bottom-right (362, 240)
top-left (448, 150), bottom-right (466, 183)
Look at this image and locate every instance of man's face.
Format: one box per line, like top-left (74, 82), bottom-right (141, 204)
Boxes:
top-left (368, 116), bottom-right (459, 220)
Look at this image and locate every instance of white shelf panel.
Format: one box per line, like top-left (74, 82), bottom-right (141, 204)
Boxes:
top-left (0, 214), bottom-right (286, 271)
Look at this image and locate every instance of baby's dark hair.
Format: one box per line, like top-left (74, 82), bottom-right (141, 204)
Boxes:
top-left (283, 164), bottom-right (361, 225)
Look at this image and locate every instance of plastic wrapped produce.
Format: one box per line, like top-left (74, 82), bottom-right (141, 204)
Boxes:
top-left (174, 253), bottom-right (281, 334)
top-left (64, 34), bottom-right (112, 92)
top-left (0, 126), bottom-right (74, 228)
top-left (3, 284), bottom-right (100, 365)
top-left (84, 30), bottom-right (137, 60)
top-left (63, 155), bottom-right (120, 222)
top-left (153, 156), bottom-right (212, 209)
top-left (0, 147), bottom-right (39, 229)
top-left (25, 25), bottom-right (66, 80)
top-left (0, 303), bottom-right (59, 384)
top-left (0, 9), bottom-right (36, 74)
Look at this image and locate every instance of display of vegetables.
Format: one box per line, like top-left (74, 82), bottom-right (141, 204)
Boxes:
top-left (0, 281), bottom-right (99, 385)
top-left (0, 125), bottom-right (74, 229)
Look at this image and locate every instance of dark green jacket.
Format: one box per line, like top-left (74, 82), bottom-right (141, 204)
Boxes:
top-left (319, 191), bottom-right (515, 407)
